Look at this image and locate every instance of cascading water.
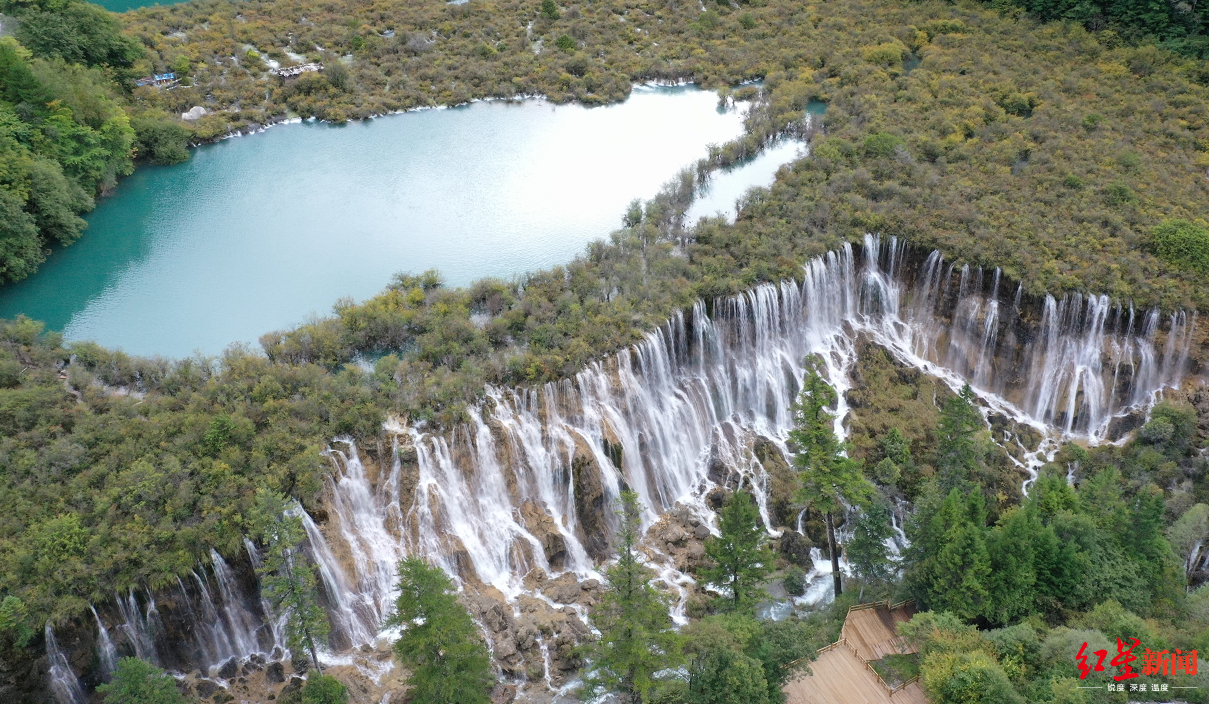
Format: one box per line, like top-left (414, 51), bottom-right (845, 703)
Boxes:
top-left (68, 237), bottom-right (1189, 694)
top-left (209, 550), bottom-right (263, 659)
top-left (45, 624), bottom-right (85, 704)
top-left (116, 590), bottom-right (159, 665)
top-left (244, 537), bottom-right (289, 657)
top-left (90, 604), bottom-right (117, 679)
top-left (299, 237), bottom-right (1193, 643)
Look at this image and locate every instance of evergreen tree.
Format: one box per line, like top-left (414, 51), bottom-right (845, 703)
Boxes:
top-left (935, 385), bottom-right (983, 492)
top-left (845, 498), bottom-right (896, 595)
top-left (923, 487), bottom-right (992, 621)
top-left (582, 490), bottom-right (682, 703)
top-left (387, 557), bottom-right (493, 704)
top-left (789, 359), bottom-right (873, 597)
top-left (96, 657), bottom-right (184, 704)
top-left (251, 490), bottom-right (330, 674)
top-left (701, 491), bottom-right (775, 612)
top-left (874, 427), bottom-right (911, 487)
top-left (984, 506), bottom-right (1039, 625)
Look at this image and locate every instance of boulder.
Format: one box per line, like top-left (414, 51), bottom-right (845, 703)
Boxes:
top-left (216, 657), bottom-right (238, 679)
top-left (181, 105), bottom-right (208, 121)
top-left (265, 661), bottom-right (285, 684)
top-left (518, 501), bottom-right (567, 569)
top-left (195, 680), bottom-right (220, 698)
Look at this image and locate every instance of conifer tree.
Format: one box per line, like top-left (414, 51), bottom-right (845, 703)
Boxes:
top-left (935, 385), bottom-right (983, 492)
top-left (251, 490), bottom-right (330, 674)
top-left (917, 486), bottom-right (992, 620)
top-left (846, 498), bottom-right (896, 595)
top-left (789, 358), bottom-right (873, 597)
top-left (701, 491), bottom-right (775, 612)
top-left (582, 490), bottom-right (682, 703)
top-left (387, 557), bottom-right (493, 704)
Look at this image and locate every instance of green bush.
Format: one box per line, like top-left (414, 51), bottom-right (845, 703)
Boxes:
top-left (863, 132), bottom-right (906, 158)
top-left (132, 113), bottom-right (192, 165)
top-left (96, 658), bottom-right (185, 704)
top-left (302, 674), bottom-right (348, 704)
top-left (782, 565), bottom-right (807, 596)
top-left (1151, 219), bottom-right (1209, 274)
top-left (540, 0), bottom-right (559, 19)
top-left (555, 35), bottom-right (576, 51)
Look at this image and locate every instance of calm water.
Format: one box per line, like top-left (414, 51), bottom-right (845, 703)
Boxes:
top-left (2, 86), bottom-right (807, 357)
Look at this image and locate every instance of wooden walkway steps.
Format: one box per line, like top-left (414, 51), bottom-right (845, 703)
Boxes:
top-left (783, 601), bottom-right (926, 704)
top-left (842, 601), bottom-right (917, 662)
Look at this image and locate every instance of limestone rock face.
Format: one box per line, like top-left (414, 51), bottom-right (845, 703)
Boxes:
top-left (181, 105), bottom-right (208, 121)
top-left (518, 500), bottom-right (568, 570)
top-left (571, 436), bottom-right (610, 561)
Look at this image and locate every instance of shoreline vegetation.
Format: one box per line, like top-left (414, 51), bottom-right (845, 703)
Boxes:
top-left (0, 0), bottom-right (1208, 700)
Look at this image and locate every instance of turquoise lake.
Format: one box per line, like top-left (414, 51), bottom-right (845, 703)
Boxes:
top-left (0, 85), bottom-right (806, 357)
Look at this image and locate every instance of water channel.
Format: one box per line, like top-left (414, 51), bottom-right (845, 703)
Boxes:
top-left (1, 85), bottom-right (807, 357)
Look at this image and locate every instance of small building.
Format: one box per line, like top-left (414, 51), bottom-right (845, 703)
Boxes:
top-left (270, 63), bottom-right (323, 79)
top-left (135, 72), bottom-right (179, 88)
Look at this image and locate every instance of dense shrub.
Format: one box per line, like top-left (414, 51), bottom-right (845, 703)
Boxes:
top-left (1151, 219), bottom-right (1209, 274)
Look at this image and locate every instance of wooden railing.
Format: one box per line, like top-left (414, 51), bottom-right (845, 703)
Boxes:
top-left (792, 600), bottom-right (921, 698)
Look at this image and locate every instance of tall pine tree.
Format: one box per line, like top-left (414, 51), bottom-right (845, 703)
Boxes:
top-left (846, 498), bottom-right (896, 596)
top-left (388, 557), bottom-right (493, 704)
top-left (789, 358), bottom-right (873, 597)
top-left (701, 491), bottom-right (775, 612)
top-left (582, 490), bottom-right (682, 703)
top-left (935, 385), bottom-right (983, 492)
top-left (251, 490), bottom-right (331, 674)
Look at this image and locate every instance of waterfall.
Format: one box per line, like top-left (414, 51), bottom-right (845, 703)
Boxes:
top-left (244, 537), bottom-right (289, 657)
top-left (116, 590), bottom-right (159, 665)
top-left (209, 550), bottom-right (264, 658)
top-left (89, 605), bottom-right (118, 679)
top-left (299, 507), bottom-right (379, 648)
top-left (45, 624), bottom-right (85, 704)
top-left (61, 237), bottom-right (1185, 687)
top-left (295, 236), bottom-right (1194, 648)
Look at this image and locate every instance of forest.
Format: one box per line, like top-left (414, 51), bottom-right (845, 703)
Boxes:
top-left (0, 0), bottom-right (190, 285)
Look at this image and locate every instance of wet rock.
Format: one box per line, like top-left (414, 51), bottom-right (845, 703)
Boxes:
top-left (545, 573), bottom-right (582, 604)
top-left (493, 634), bottom-right (518, 659)
top-left (780, 530), bottom-right (813, 567)
top-left (195, 680), bottom-right (220, 698)
top-left (290, 650), bottom-right (311, 673)
top-left (265, 661), bottom-right (285, 684)
top-left (516, 625), bottom-right (538, 651)
top-left (572, 438), bottom-right (610, 560)
top-left (519, 501), bottom-right (568, 569)
top-left (692, 523), bottom-right (712, 540)
top-left (216, 658), bottom-right (238, 679)
top-left (480, 599), bottom-right (514, 632)
top-left (281, 676), bottom-right (305, 696)
top-left (492, 683), bottom-right (518, 703)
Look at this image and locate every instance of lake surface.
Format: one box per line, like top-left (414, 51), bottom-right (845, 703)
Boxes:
top-left (0, 86), bottom-right (805, 357)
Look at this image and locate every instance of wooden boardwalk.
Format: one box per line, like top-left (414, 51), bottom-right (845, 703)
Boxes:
top-left (783, 602), bottom-right (926, 704)
top-left (842, 602), bottom-right (916, 662)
